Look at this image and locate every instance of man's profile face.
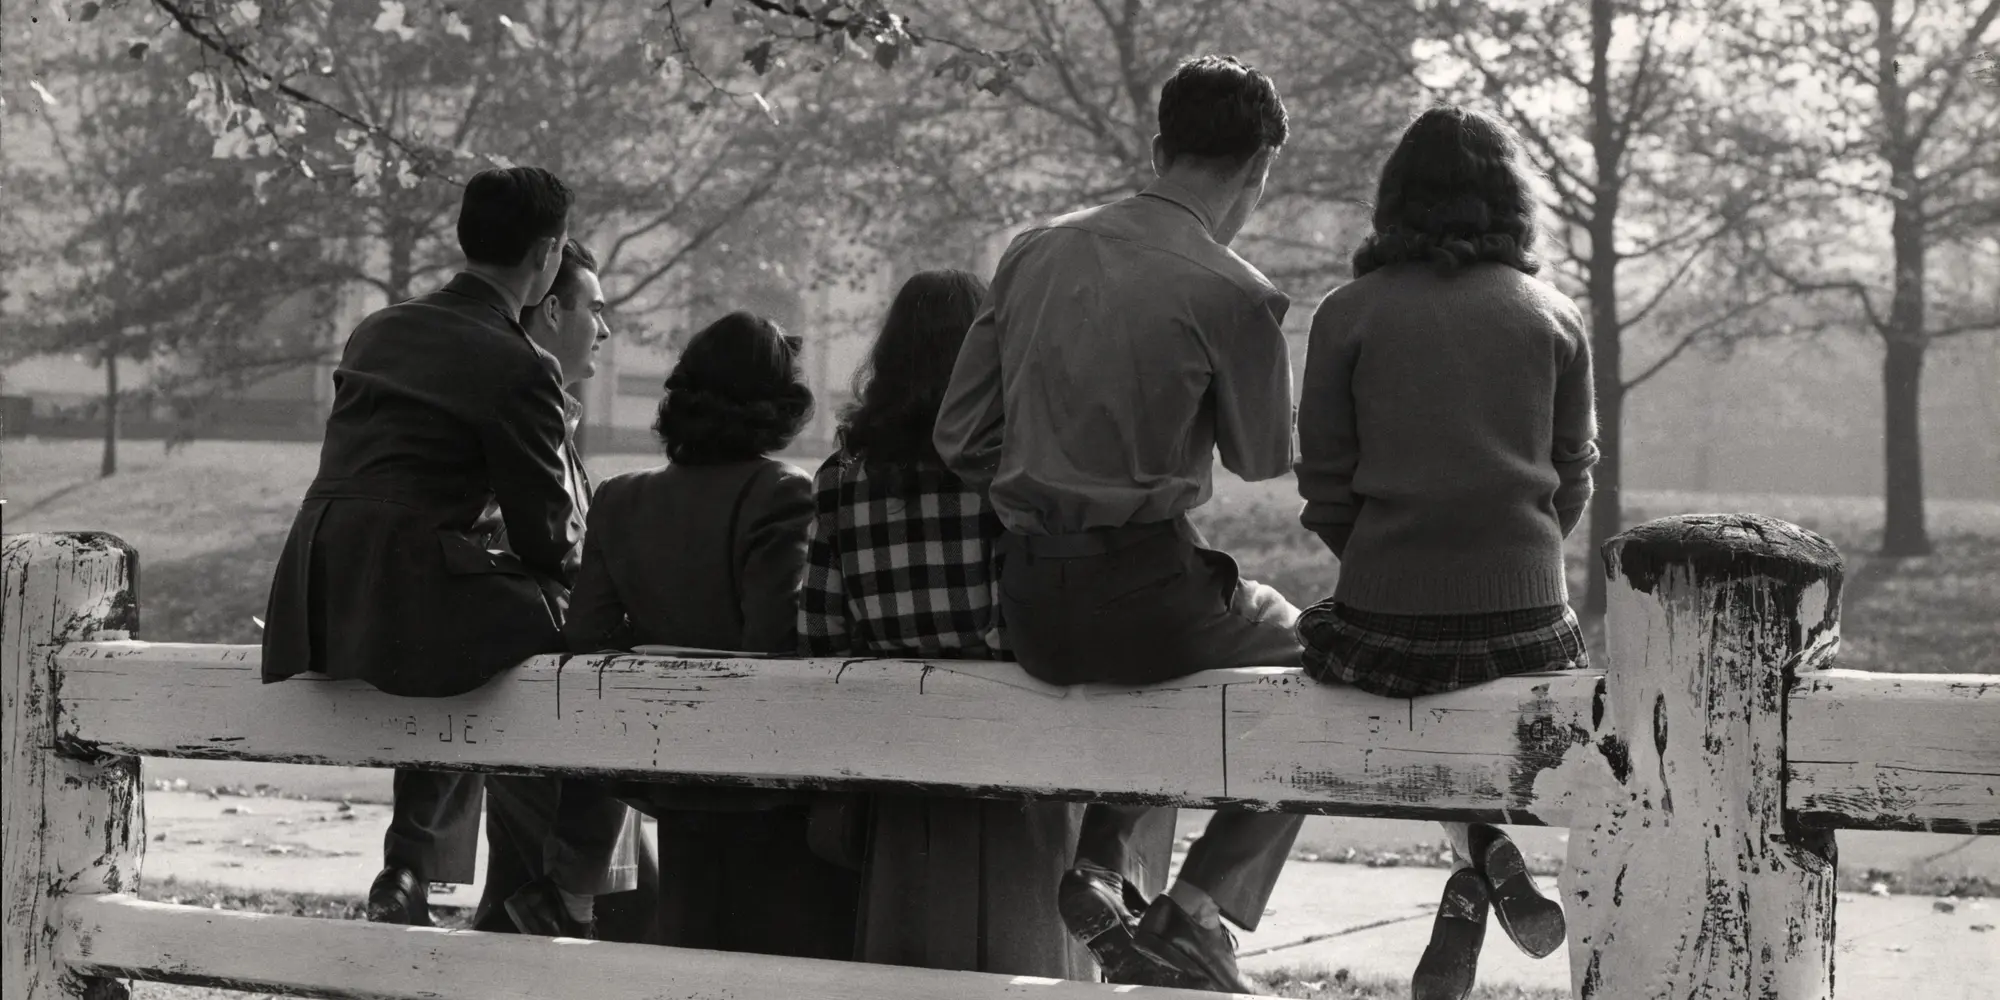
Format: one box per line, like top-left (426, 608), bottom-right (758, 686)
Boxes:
top-left (541, 268), bottom-right (608, 384)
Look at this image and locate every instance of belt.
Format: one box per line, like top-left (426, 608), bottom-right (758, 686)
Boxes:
top-left (1010, 517), bottom-right (1193, 558)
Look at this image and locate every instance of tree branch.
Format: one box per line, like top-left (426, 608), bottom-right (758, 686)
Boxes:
top-left (147, 0), bottom-right (462, 185)
top-left (1620, 291), bottom-right (1783, 392)
top-left (1911, 0), bottom-right (2000, 148)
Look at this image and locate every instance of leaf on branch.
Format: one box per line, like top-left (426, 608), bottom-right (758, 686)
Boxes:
top-left (745, 40), bottom-right (776, 75)
top-left (353, 146), bottom-right (384, 197)
top-left (753, 92), bottom-right (779, 125)
top-left (442, 10), bottom-right (472, 41)
top-left (79, 2), bottom-right (100, 22)
top-left (486, 153), bottom-right (518, 169)
top-left (395, 159), bottom-right (422, 189)
top-left (128, 40), bottom-right (150, 60)
top-left (874, 40), bottom-right (900, 71)
top-left (497, 14), bottom-right (538, 50)
top-left (28, 80), bottom-right (57, 108)
top-left (231, 1), bottom-right (261, 27)
top-left (373, 1), bottom-right (417, 42)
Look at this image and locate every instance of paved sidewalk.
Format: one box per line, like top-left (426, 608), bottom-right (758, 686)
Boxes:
top-left (141, 789), bottom-right (1997, 998)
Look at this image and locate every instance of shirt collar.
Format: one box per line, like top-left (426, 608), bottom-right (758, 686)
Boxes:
top-left (561, 389), bottom-right (584, 437)
top-left (1138, 176), bottom-right (1220, 237)
top-left (457, 269), bottom-right (526, 322)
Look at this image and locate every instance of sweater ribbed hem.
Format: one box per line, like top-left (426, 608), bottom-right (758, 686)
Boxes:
top-left (1332, 564), bottom-right (1570, 615)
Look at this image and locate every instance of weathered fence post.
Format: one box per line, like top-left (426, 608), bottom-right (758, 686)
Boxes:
top-left (3, 533), bottom-right (144, 999)
top-left (1564, 514), bottom-right (1843, 999)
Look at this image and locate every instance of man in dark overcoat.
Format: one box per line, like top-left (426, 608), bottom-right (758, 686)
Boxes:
top-left (262, 166), bottom-right (581, 926)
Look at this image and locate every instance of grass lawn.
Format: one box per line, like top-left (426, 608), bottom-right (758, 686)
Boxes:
top-left (9, 437), bottom-right (1996, 673)
top-left (119, 877), bottom-right (1567, 1000)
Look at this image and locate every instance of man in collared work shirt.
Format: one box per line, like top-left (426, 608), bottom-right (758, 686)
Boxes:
top-left (934, 56), bottom-right (1304, 994)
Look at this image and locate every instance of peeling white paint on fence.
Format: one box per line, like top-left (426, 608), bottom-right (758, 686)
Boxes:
top-left (7, 514), bottom-right (2000, 1000)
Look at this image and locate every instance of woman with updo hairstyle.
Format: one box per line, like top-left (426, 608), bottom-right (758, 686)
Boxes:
top-left (548, 310), bottom-right (859, 958)
top-left (1294, 104), bottom-right (1597, 1000)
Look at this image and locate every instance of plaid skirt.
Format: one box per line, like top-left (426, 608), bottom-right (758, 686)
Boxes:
top-left (1295, 599), bottom-right (1589, 698)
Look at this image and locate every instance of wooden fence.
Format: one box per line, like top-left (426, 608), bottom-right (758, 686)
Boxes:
top-left (4, 514), bottom-right (1996, 999)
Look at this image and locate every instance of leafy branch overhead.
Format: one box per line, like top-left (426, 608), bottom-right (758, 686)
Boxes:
top-left (80, 0), bottom-right (1032, 192)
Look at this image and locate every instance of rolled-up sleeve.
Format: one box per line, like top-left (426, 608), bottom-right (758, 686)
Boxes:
top-left (1295, 292), bottom-right (1361, 557)
top-left (1208, 286), bottom-right (1295, 483)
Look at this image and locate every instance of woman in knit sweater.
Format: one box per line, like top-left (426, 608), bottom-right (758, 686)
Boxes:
top-left (1293, 105), bottom-right (1598, 1000)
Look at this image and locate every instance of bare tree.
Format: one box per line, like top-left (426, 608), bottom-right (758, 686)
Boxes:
top-left (1730, 0), bottom-right (2000, 555)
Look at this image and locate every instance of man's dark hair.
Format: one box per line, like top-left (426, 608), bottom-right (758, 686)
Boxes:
top-left (654, 311), bottom-right (814, 465)
top-left (1351, 105), bottom-right (1542, 279)
top-left (457, 166), bottom-right (573, 268)
top-left (521, 239), bottom-right (598, 326)
top-left (837, 269), bottom-right (988, 469)
top-left (1157, 55), bottom-right (1288, 167)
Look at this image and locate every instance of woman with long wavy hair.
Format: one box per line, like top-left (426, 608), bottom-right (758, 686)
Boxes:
top-left (799, 270), bottom-right (1163, 978)
top-left (1294, 105), bottom-right (1595, 1000)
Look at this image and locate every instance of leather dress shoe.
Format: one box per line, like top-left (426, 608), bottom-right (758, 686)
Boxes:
top-left (1058, 866), bottom-right (1204, 989)
top-left (1411, 868), bottom-right (1489, 1000)
top-left (366, 866), bottom-right (430, 926)
top-left (1132, 895), bottom-right (1257, 995)
top-left (503, 878), bottom-right (596, 939)
top-left (1469, 824), bottom-right (1565, 958)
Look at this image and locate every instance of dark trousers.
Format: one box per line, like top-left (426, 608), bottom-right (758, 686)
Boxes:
top-left (653, 806), bottom-right (861, 958)
top-left (385, 769), bottom-right (483, 885)
top-left (998, 518), bottom-right (1306, 931)
top-left (472, 776), bottom-right (657, 943)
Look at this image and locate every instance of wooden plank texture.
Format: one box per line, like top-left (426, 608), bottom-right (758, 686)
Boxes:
top-left (1564, 515), bottom-right (1842, 1000)
top-left (1221, 669), bottom-right (1609, 826)
top-left (1788, 670), bottom-right (2000, 834)
top-left (56, 893), bottom-right (1247, 999)
top-left (56, 642), bottom-right (1609, 817)
top-left (3, 534), bottom-right (145, 1000)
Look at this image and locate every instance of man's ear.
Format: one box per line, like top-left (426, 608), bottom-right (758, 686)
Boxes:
top-left (531, 236), bottom-right (558, 272)
top-left (1240, 147), bottom-right (1275, 186)
top-left (1150, 134), bottom-right (1171, 177)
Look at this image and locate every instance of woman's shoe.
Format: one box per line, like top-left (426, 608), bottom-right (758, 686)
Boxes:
top-left (1411, 868), bottom-right (1489, 1000)
top-left (1469, 823), bottom-right (1566, 959)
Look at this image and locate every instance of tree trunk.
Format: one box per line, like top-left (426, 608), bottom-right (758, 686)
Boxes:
top-left (99, 349), bottom-right (120, 479)
top-left (1879, 336), bottom-right (1929, 555)
top-left (1874, 2), bottom-right (1931, 557)
top-left (1582, 0), bottom-right (1623, 621)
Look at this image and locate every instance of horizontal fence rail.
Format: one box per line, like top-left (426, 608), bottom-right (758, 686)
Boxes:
top-left (51, 644), bottom-right (2000, 833)
top-left (56, 893), bottom-right (1230, 1000)
top-left (7, 515), bottom-right (2000, 1000)
top-left (58, 642), bottom-right (1605, 825)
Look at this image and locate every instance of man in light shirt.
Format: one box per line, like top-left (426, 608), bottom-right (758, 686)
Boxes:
top-left (934, 55), bottom-right (1303, 994)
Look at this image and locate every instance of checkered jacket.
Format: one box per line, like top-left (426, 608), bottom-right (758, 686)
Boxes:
top-left (797, 452), bottom-right (1010, 660)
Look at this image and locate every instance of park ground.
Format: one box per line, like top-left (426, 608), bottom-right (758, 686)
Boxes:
top-left (7, 437), bottom-right (1999, 998)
